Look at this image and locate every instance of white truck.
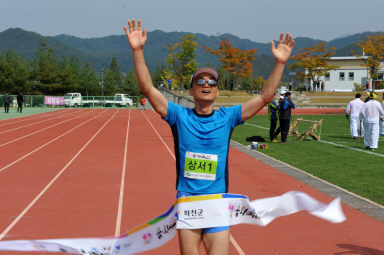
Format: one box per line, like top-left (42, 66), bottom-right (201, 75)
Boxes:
top-left (64, 93), bottom-right (133, 107)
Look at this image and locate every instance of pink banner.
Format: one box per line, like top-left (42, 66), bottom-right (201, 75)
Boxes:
top-left (45, 96), bottom-right (65, 106)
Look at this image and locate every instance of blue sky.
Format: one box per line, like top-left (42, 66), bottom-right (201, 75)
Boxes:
top-left (1, 0), bottom-right (384, 43)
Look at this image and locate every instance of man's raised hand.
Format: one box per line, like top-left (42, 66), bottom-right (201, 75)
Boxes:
top-left (124, 19), bottom-right (147, 51)
top-left (271, 33), bottom-right (295, 64)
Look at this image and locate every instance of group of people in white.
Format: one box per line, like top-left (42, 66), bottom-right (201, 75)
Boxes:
top-left (346, 92), bottom-right (384, 150)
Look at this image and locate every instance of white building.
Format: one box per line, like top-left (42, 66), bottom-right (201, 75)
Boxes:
top-left (316, 56), bottom-right (384, 91)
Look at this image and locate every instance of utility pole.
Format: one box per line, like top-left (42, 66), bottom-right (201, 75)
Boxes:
top-left (100, 68), bottom-right (104, 97)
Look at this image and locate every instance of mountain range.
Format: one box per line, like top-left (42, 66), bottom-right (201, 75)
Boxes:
top-left (0, 28), bottom-right (371, 79)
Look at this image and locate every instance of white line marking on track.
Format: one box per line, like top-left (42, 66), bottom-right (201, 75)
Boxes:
top-left (318, 140), bottom-right (384, 157)
top-left (115, 110), bottom-right (131, 237)
top-left (245, 122), bottom-right (384, 157)
top-left (0, 110), bottom-right (81, 135)
top-left (230, 235), bottom-right (246, 255)
top-left (0, 109), bottom-right (95, 147)
top-left (0, 110), bottom-right (107, 174)
top-left (141, 111), bottom-right (175, 160)
top-left (0, 109), bottom-right (67, 127)
top-left (0, 109), bottom-right (119, 240)
top-left (142, 110), bottom-right (246, 255)
top-left (244, 122), bottom-right (268, 130)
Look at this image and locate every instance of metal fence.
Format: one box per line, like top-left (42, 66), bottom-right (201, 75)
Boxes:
top-left (0, 95), bottom-right (140, 108)
top-left (158, 88), bottom-right (194, 108)
top-left (1, 90), bottom-right (192, 109)
top-left (0, 95), bottom-right (45, 107)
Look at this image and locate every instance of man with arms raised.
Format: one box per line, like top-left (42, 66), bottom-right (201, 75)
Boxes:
top-left (124, 19), bottom-right (294, 255)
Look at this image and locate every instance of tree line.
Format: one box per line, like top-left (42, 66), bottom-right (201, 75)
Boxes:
top-left (154, 32), bottom-right (384, 92)
top-left (1, 32), bottom-right (383, 96)
top-left (0, 39), bottom-right (142, 97)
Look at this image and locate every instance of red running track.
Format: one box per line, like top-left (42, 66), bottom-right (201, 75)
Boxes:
top-left (0, 109), bottom-right (382, 255)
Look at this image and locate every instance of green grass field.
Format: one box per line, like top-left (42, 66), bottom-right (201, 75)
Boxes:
top-left (232, 114), bottom-right (384, 205)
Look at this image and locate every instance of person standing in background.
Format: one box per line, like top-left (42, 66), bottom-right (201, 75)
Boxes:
top-left (305, 82), bottom-right (309, 92)
top-left (17, 92), bottom-right (24, 113)
top-left (360, 92), bottom-right (384, 150)
top-left (380, 93), bottom-right (384, 137)
top-left (278, 91), bottom-right (296, 143)
top-left (140, 97), bottom-right (146, 110)
top-left (346, 93), bottom-right (364, 139)
top-left (268, 94), bottom-right (280, 142)
top-left (3, 93), bottom-right (11, 113)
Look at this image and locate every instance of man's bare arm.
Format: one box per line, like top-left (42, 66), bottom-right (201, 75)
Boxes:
top-left (124, 19), bottom-right (168, 118)
top-left (241, 33), bottom-right (294, 121)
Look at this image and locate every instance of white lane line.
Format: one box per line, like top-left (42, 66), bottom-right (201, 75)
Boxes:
top-left (318, 140), bottom-right (384, 157)
top-left (230, 235), bottom-right (246, 255)
top-left (0, 110), bottom-right (107, 174)
top-left (0, 110), bottom-right (81, 135)
top-left (0, 109), bottom-right (67, 127)
top-left (0, 109), bottom-right (119, 240)
top-left (0, 109), bottom-right (72, 128)
top-left (245, 122), bottom-right (384, 157)
top-left (244, 122), bottom-right (268, 130)
top-left (141, 111), bottom-right (175, 160)
top-left (115, 110), bottom-right (131, 237)
top-left (0, 109), bottom-right (95, 147)
top-left (142, 111), bottom-right (246, 255)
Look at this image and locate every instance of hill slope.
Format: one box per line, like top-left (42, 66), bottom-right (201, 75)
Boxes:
top-left (0, 28), bottom-right (377, 79)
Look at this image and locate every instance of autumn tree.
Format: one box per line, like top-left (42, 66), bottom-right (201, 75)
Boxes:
top-left (254, 76), bottom-right (266, 92)
top-left (163, 34), bottom-right (198, 89)
top-left (290, 42), bottom-right (339, 86)
top-left (353, 32), bottom-right (384, 91)
top-left (204, 39), bottom-right (256, 90)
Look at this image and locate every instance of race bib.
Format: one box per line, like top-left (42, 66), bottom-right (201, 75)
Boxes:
top-left (184, 152), bottom-right (218, 180)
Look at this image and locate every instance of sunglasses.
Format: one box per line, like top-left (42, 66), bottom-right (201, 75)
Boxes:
top-left (195, 78), bottom-right (218, 86)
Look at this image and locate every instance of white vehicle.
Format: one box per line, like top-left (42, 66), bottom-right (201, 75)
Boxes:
top-left (105, 94), bottom-right (133, 107)
top-left (64, 93), bottom-right (133, 107)
top-left (64, 93), bottom-right (83, 107)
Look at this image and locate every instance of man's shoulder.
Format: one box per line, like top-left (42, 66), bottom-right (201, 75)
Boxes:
top-left (165, 101), bottom-right (189, 122)
top-left (168, 101), bottom-right (187, 110)
top-left (354, 99), bottom-right (363, 105)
